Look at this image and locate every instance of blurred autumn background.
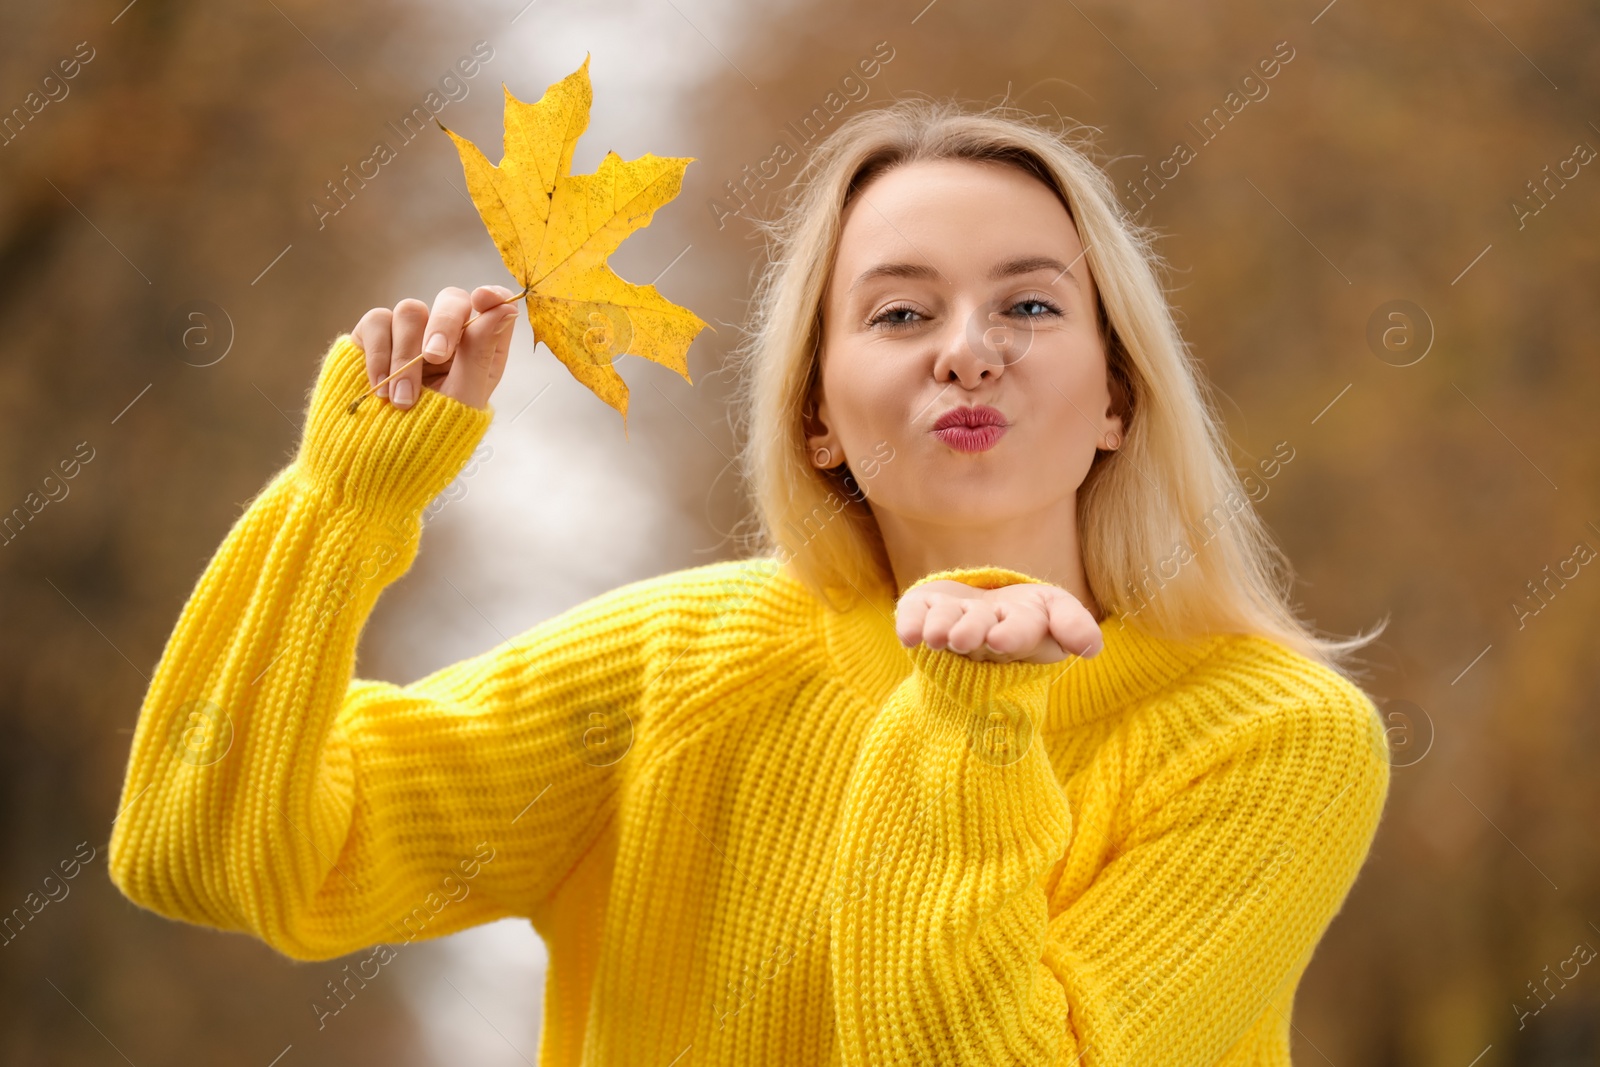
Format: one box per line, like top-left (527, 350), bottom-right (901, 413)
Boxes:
top-left (2, 0), bottom-right (1597, 1062)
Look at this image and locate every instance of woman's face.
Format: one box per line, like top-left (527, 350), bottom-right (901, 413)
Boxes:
top-left (809, 157), bottom-right (1125, 536)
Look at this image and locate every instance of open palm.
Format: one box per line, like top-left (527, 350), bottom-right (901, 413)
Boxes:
top-left (895, 580), bottom-right (1104, 664)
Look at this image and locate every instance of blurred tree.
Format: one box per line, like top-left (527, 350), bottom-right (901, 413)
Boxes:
top-left (0, 1), bottom-right (524, 1062)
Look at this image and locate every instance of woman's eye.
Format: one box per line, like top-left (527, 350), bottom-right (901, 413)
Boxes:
top-left (1009, 297), bottom-right (1063, 318)
top-left (867, 296), bottom-right (1061, 330)
top-left (868, 304), bottom-right (923, 330)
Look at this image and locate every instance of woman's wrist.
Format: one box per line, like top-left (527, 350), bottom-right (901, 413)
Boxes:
top-left (294, 334), bottom-right (495, 521)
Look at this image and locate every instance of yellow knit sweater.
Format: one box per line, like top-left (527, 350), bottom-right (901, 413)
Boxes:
top-left (109, 335), bottom-right (1390, 1066)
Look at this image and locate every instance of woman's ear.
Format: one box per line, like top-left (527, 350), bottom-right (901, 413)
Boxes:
top-left (1100, 410), bottom-right (1125, 451)
top-left (1101, 333), bottom-right (1134, 451)
top-left (803, 393), bottom-right (841, 469)
top-left (1100, 385), bottom-right (1128, 451)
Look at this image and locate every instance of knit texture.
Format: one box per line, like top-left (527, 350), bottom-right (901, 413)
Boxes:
top-left (108, 334), bottom-right (1391, 1066)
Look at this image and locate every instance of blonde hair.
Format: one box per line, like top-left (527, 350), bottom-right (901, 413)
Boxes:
top-left (727, 95), bottom-right (1383, 673)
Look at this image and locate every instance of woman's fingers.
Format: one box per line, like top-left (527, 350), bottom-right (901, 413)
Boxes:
top-left (353, 306), bottom-right (394, 397)
top-left (944, 600), bottom-right (1002, 655)
top-left (387, 287), bottom-right (469, 411)
top-left (1046, 592), bottom-right (1103, 659)
top-left (915, 596), bottom-right (994, 655)
top-left (895, 582), bottom-right (1100, 663)
top-left (350, 285), bottom-right (519, 411)
top-left (421, 287), bottom-right (473, 368)
top-left (440, 285), bottom-right (518, 409)
top-left (387, 298), bottom-right (430, 410)
top-left (984, 599), bottom-right (1050, 658)
top-left (897, 583), bottom-right (1000, 655)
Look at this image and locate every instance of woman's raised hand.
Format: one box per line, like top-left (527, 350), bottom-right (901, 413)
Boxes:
top-left (895, 580), bottom-right (1104, 664)
top-left (351, 285), bottom-right (520, 412)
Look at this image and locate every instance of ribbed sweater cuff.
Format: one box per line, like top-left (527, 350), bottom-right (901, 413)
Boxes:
top-left (292, 333), bottom-right (494, 521)
top-left (900, 564), bottom-right (1068, 755)
top-left (909, 644), bottom-right (1057, 752)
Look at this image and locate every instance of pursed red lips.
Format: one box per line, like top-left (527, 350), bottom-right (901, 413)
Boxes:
top-left (930, 404), bottom-right (1009, 453)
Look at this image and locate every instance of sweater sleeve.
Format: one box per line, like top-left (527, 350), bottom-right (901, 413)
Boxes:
top-left (108, 335), bottom-right (650, 962)
top-left (827, 566), bottom-right (1390, 1065)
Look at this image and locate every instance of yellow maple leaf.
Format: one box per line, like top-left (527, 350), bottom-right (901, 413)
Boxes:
top-left (437, 54), bottom-right (709, 432)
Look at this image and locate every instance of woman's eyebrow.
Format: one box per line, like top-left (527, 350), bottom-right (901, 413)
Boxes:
top-left (849, 261), bottom-right (940, 292)
top-left (849, 254), bottom-right (1081, 294)
top-left (989, 254), bottom-right (1081, 290)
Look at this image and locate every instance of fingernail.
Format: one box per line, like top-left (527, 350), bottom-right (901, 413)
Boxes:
top-left (424, 333), bottom-right (448, 357)
top-left (376, 380), bottom-right (389, 399)
top-left (392, 378), bottom-right (414, 406)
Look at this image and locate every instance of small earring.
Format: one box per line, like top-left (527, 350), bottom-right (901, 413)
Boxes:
top-left (1103, 430), bottom-right (1122, 451)
top-left (813, 446), bottom-right (834, 468)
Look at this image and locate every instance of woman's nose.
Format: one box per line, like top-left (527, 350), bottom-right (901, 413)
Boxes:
top-left (931, 300), bottom-right (1023, 383)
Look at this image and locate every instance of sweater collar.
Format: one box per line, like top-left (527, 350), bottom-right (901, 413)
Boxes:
top-left (797, 561), bottom-right (1226, 731)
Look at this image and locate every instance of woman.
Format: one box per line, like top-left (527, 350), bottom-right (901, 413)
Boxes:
top-left (109, 98), bottom-right (1390, 1065)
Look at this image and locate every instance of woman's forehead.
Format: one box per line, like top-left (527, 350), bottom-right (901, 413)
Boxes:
top-left (831, 161), bottom-right (1089, 297)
